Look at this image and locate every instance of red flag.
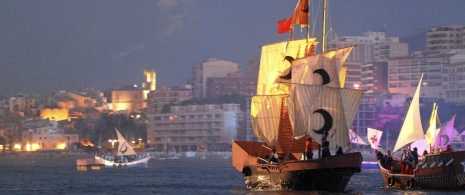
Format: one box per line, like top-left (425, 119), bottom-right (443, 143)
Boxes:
top-left (277, 16), bottom-right (292, 34)
top-left (292, 0), bottom-right (309, 26)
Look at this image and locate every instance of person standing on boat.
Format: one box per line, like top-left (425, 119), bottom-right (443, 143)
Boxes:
top-left (305, 138), bottom-right (314, 160)
top-left (376, 149), bottom-right (383, 161)
top-left (270, 148), bottom-right (279, 164)
top-left (382, 150), bottom-right (393, 170)
top-left (400, 148), bottom-right (408, 174)
top-left (336, 146), bottom-right (343, 155)
top-left (411, 147), bottom-right (419, 168)
top-left (405, 151), bottom-right (415, 175)
top-left (321, 131), bottom-right (331, 158)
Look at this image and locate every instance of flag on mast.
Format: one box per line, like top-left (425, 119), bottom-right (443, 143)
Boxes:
top-left (349, 129), bottom-right (368, 145)
top-left (292, 0), bottom-right (309, 26)
top-left (277, 16), bottom-right (293, 34)
top-left (367, 128), bottom-right (383, 149)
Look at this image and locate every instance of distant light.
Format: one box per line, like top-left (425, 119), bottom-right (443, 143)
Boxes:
top-left (353, 84), bottom-right (360, 89)
top-left (134, 84), bottom-right (138, 88)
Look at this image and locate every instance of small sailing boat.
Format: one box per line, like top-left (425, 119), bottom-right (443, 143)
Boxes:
top-left (232, 0), bottom-right (364, 191)
top-left (378, 75), bottom-right (465, 189)
top-left (95, 128), bottom-right (151, 168)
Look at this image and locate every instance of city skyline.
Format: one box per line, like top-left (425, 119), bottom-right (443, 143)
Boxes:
top-left (1, 0), bottom-right (465, 95)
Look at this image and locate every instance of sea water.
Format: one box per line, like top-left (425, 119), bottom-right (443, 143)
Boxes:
top-left (0, 155), bottom-right (462, 195)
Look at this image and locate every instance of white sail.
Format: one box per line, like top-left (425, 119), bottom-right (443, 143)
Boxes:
top-left (288, 85), bottom-right (364, 148)
top-left (116, 128), bottom-right (137, 156)
top-left (251, 95), bottom-right (286, 146)
top-left (256, 39), bottom-right (317, 96)
top-left (393, 74), bottom-right (425, 152)
top-left (290, 48), bottom-right (354, 88)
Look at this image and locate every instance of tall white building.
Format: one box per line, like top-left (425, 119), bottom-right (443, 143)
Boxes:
top-left (192, 58), bottom-right (239, 99)
top-left (327, 31), bottom-right (409, 63)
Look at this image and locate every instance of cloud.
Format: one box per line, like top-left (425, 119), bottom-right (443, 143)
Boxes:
top-left (156, 0), bottom-right (193, 37)
top-left (114, 44), bottom-right (146, 60)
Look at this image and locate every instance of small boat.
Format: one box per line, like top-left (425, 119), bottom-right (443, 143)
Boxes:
top-left (378, 74), bottom-right (465, 190)
top-left (95, 128), bottom-right (150, 168)
top-left (379, 151), bottom-right (465, 189)
top-left (362, 161), bottom-right (379, 169)
top-left (232, 0), bottom-right (364, 191)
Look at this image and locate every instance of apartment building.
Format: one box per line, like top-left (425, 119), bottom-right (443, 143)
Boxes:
top-left (427, 25), bottom-right (465, 51)
top-left (146, 104), bottom-right (242, 152)
top-left (145, 86), bottom-right (193, 114)
top-left (192, 58), bottom-right (239, 99)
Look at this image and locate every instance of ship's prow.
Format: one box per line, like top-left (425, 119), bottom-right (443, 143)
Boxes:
top-left (233, 141), bottom-right (363, 191)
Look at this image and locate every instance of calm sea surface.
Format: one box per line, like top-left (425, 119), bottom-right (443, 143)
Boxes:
top-left (0, 154), bottom-right (463, 195)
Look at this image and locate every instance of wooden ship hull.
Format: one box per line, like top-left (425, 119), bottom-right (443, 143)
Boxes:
top-left (379, 151), bottom-right (465, 189)
top-left (233, 141), bottom-right (362, 191)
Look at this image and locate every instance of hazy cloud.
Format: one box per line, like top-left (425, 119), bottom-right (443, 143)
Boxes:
top-left (114, 44), bottom-right (146, 60)
top-left (157, 0), bottom-right (193, 37)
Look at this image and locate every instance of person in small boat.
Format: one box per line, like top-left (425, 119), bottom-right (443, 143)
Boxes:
top-left (422, 150), bottom-right (428, 157)
top-left (411, 147), bottom-right (419, 168)
top-left (336, 146), bottom-right (343, 155)
top-left (405, 151), bottom-right (415, 175)
top-left (321, 131), bottom-right (331, 158)
top-left (443, 145), bottom-right (454, 153)
top-left (269, 148), bottom-right (279, 164)
top-left (400, 148), bottom-right (408, 174)
top-left (305, 137), bottom-right (314, 160)
top-left (382, 150), bottom-right (393, 170)
top-left (376, 149), bottom-right (384, 161)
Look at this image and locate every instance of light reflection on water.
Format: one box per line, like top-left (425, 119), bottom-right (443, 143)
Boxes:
top-left (0, 155), bottom-right (462, 194)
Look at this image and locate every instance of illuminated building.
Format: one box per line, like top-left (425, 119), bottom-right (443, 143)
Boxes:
top-left (146, 104), bottom-right (242, 152)
top-left (23, 119), bottom-right (79, 151)
top-left (111, 86), bottom-right (145, 113)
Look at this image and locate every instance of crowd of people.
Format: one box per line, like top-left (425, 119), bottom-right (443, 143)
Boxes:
top-left (377, 144), bottom-right (455, 175)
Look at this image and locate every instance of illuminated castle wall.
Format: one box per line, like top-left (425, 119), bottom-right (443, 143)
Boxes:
top-left (40, 108), bottom-right (69, 121)
top-left (112, 89), bottom-right (145, 113)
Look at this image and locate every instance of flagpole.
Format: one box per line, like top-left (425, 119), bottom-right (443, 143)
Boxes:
top-left (321, 0), bottom-right (327, 53)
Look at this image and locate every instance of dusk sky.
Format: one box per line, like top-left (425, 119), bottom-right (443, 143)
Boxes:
top-left (1, 0), bottom-right (465, 96)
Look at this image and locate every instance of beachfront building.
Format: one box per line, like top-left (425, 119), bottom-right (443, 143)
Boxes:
top-left (22, 119), bottom-right (79, 151)
top-left (146, 104), bottom-right (242, 152)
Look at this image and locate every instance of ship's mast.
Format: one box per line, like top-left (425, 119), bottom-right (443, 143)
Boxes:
top-left (321, 0), bottom-right (327, 53)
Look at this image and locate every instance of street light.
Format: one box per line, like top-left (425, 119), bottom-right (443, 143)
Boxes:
top-left (108, 139), bottom-right (117, 148)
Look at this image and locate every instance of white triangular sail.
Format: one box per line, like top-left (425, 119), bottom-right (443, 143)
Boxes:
top-left (393, 74), bottom-right (425, 152)
top-left (367, 128), bottom-right (383, 149)
top-left (116, 128), bottom-right (137, 156)
top-left (437, 114), bottom-right (457, 148)
top-left (425, 103), bottom-right (438, 147)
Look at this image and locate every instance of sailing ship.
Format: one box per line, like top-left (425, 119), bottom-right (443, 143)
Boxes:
top-left (232, 0), bottom-right (364, 191)
top-left (95, 128), bottom-right (150, 167)
top-left (378, 74), bottom-right (465, 189)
